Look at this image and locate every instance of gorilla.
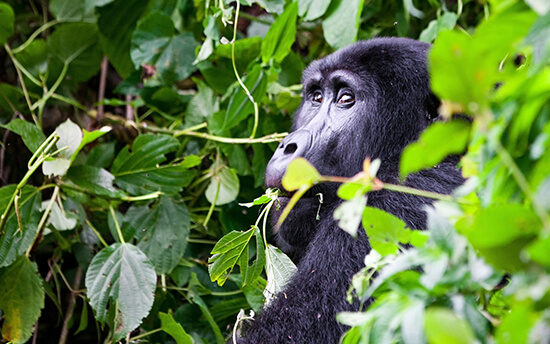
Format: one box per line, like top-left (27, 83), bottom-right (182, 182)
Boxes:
top-left (239, 37), bottom-right (464, 343)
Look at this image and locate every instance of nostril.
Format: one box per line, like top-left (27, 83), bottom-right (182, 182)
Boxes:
top-left (284, 143), bottom-right (298, 155)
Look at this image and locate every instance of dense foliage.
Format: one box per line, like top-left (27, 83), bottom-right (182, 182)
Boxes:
top-left (0, 0), bottom-right (549, 343)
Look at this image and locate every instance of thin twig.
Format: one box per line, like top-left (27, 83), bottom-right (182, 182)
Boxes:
top-left (58, 267), bottom-right (83, 344)
top-left (97, 57), bottom-right (108, 121)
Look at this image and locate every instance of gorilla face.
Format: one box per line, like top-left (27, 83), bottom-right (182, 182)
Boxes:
top-left (264, 38), bottom-right (438, 256)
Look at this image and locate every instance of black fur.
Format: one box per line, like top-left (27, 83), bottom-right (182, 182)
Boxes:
top-left (239, 37), bottom-right (464, 343)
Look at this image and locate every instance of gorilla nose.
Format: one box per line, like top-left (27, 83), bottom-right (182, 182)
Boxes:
top-left (265, 131), bottom-right (312, 189)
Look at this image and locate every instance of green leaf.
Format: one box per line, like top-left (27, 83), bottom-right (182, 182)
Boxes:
top-left (85, 243), bottom-right (156, 340)
top-left (186, 78), bottom-right (219, 126)
top-left (430, 9), bottom-right (535, 111)
top-left (0, 256), bottom-right (45, 344)
top-left (281, 157), bottom-right (321, 191)
top-left (131, 12), bottom-right (199, 84)
top-left (2, 119), bottom-right (46, 153)
top-left (322, 0), bottom-right (364, 50)
top-left (265, 244), bottom-right (297, 300)
top-left (425, 308), bottom-right (476, 344)
top-left (362, 207), bottom-right (410, 256)
top-left (111, 134), bottom-right (195, 195)
top-left (187, 274), bottom-right (224, 343)
top-left (495, 302), bottom-right (537, 344)
top-left (298, 0), bottom-right (331, 21)
top-left (159, 312), bottom-right (194, 344)
top-left (208, 227), bottom-right (256, 286)
top-left (48, 23), bottom-right (103, 82)
top-left (334, 195), bottom-right (367, 237)
top-left (97, 0), bottom-right (149, 77)
top-left (464, 204), bottom-right (540, 271)
top-left (419, 12), bottom-right (458, 43)
top-left (135, 197), bottom-right (190, 274)
top-left (240, 229), bottom-right (266, 287)
top-left (205, 167), bottom-right (240, 205)
top-left (261, 2), bottom-right (298, 64)
top-left (337, 181), bottom-right (371, 201)
top-left (0, 3), bottom-right (14, 45)
top-left (14, 39), bottom-right (48, 79)
top-left (0, 186), bottom-right (41, 268)
top-left (66, 165), bottom-right (126, 199)
top-left (222, 63), bottom-right (267, 132)
top-left (49, 0), bottom-right (109, 22)
top-left (400, 120), bottom-right (471, 177)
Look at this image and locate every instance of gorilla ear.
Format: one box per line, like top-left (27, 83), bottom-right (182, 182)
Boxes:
top-left (425, 92), bottom-right (441, 122)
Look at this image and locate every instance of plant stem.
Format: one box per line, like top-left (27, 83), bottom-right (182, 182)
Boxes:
top-left (0, 132), bottom-right (59, 234)
top-left (4, 43), bottom-right (38, 125)
top-left (381, 182), bottom-right (457, 202)
top-left (109, 205), bottom-right (125, 244)
top-left (179, 130), bottom-right (287, 144)
top-left (128, 328), bottom-right (163, 341)
top-left (12, 20), bottom-right (59, 54)
top-left (86, 219), bottom-right (109, 248)
top-left (230, 0), bottom-right (260, 139)
top-left (26, 185), bottom-right (60, 256)
top-left (58, 267), bottom-right (82, 344)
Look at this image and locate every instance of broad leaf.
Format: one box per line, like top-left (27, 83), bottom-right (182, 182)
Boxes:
top-left (111, 134), bottom-right (196, 195)
top-left (205, 167), bottom-right (240, 205)
top-left (419, 12), bottom-right (458, 43)
top-left (281, 157), bottom-right (321, 191)
top-left (298, 0), bottom-right (331, 21)
top-left (66, 165), bottom-right (126, 199)
top-left (0, 3), bottom-right (14, 45)
top-left (131, 11), bottom-right (198, 84)
top-left (159, 312), bottom-right (194, 344)
top-left (261, 2), bottom-right (298, 64)
top-left (209, 227), bottom-right (257, 286)
top-left (322, 0), bottom-right (364, 50)
top-left (222, 63), bottom-right (268, 131)
top-left (85, 243), bottom-right (156, 340)
top-left (133, 197), bottom-right (190, 274)
top-left (464, 204), bottom-right (541, 271)
top-left (1, 119), bottom-right (46, 153)
top-left (97, 0), bottom-right (148, 77)
top-left (362, 207), bottom-right (410, 256)
top-left (48, 23), bottom-right (103, 82)
top-left (425, 308), bottom-right (476, 344)
top-left (400, 120), bottom-right (471, 177)
top-left (0, 186), bottom-right (41, 268)
top-left (0, 256), bottom-right (45, 344)
top-left (264, 244), bottom-right (296, 301)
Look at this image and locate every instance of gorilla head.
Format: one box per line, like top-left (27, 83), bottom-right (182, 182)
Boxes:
top-left (264, 38), bottom-right (445, 260)
top-left (266, 38), bottom-right (436, 184)
top-left (239, 37), bottom-right (463, 344)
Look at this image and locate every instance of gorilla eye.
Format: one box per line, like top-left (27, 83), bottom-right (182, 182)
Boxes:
top-left (338, 94), bottom-right (355, 105)
top-left (312, 91), bottom-right (323, 103)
